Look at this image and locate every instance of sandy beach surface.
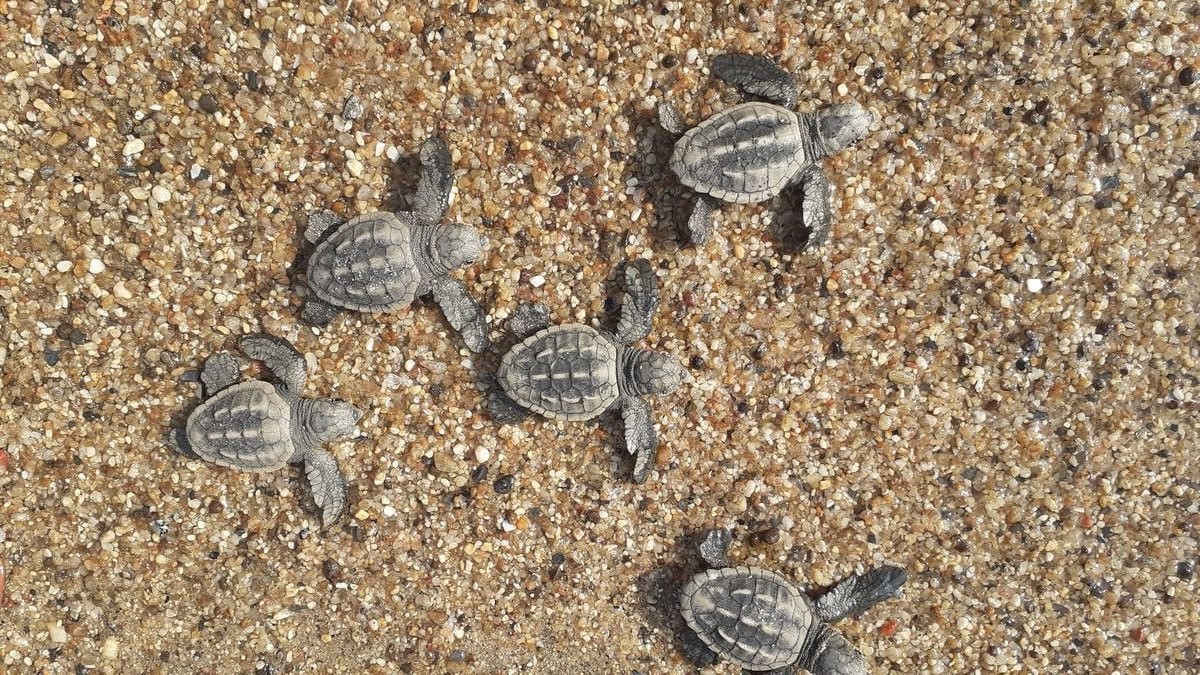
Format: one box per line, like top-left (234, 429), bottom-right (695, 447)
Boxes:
top-left (1, 1), bottom-right (1196, 673)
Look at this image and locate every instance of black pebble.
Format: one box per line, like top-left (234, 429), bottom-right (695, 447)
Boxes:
top-left (493, 474), bottom-right (515, 494)
top-left (44, 349), bottom-right (60, 366)
top-left (198, 93), bottom-right (219, 113)
top-left (1179, 66), bottom-right (1197, 87)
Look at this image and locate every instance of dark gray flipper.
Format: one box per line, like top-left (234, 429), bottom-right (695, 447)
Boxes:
top-left (658, 101), bottom-right (687, 135)
top-left (711, 53), bottom-right (798, 108)
top-left (166, 425), bottom-right (201, 460)
top-left (698, 528), bottom-right (732, 569)
top-left (799, 625), bottom-right (864, 675)
top-left (488, 391), bottom-right (531, 424)
top-left (239, 334), bottom-right (307, 399)
top-left (428, 275), bottom-right (490, 353)
top-left (303, 446), bottom-right (347, 527)
top-left (622, 395), bottom-right (658, 484)
top-left (679, 630), bottom-right (719, 669)
top-left (508, 303), bottom-right (551, 340)
top-left (200, 351), bottom-right (241, 397)
top-left (797, 165), bottom-right (834, 250)
top-left (413, 137), bottom-right (453, 227)
top-left (304, 209), bottom-right (346, 245)
top-left (615, 259), bottom-right (659, 345)
top-left (301, 296), bottom-right (340, 326)
top-left (814, 565), bottom-right (908, 623)
top-left (687, 195), bottom-right (717, 245)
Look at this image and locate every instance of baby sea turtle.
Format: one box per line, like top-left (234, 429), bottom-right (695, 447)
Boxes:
top-left (167, 334), bottom-right (361, 526)
top-left (660, 53), bottom-right (878, 249)
top-left (681, 529), bottom-right (907, 674)
top-left (301, 136), bottom-right (490, 353)
top-left (490, 259), bottom-right (685, 483)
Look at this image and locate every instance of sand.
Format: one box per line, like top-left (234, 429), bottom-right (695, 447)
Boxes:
top-left (1, 1), bottom-right (1197, 673)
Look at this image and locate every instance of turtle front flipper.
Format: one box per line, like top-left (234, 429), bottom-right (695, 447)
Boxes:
top-left (687, 195), bottom-right (718, 246)
top-left (658, 101), bottom-right (688, 135)
top-left (795, 164), bottom-right (834, 250)
top-left (621, 395), bottom-right (658, 484)
top-left (799, 625), bottom-right (865, 675)
top-left (303, 446), bottom-right (347, 527)
top-left (615, 259), bottom-right (660, 345)
top-left (240, 334), bottom-right (308, 399)
top-left (814, 565), bottom-right (908, 624)
top-left (304, 209), bottom-right (346, 245)
top-left (507, 303), bottom-right (551, 340)
top-left (413, 137), bottom-right (454, 227)
top-left (200, 351), bottom-right (241, 397)
top-left (711, 53), bottom-right (798, 108)
top-left (429, 275), bottom-right (490, 353)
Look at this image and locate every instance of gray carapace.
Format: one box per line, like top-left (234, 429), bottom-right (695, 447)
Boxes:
top-left (489, 259), bottom-right (686, 484)
top-left (167, 334), bottom-right (361, 526)
top-left (680, 529), bottom-right (907, 674)
top-left (661, 53), bottom-right (878, 250)
top-left (301, 137), bottom-right (491, 353)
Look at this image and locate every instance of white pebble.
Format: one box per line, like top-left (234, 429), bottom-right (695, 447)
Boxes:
top-left (500, 519), bottom-right (517, 533)
top-left (346, 158), bottom-right (364, 178)
top-left (1025, 278), bottom-right (1043, 293)
top-left (88, 259), bottom-right (105, 274)
top-left (122, 138), bottom-right (145, 156)
top-left (529, 274), bottom-right (546, 288)
top-left (49, 622), bottom-right (68, 643)
top-left (475, 447), bottom-right (491, 463)
top-left (113, 281), bottom-right (133, 299)
top-left (101, 637), bottom-right (120, 660)
top-left (383, 505), bottom-right (397, 518)
top-left (55, 260), bottom-right (72, 272)
top-left (151, 185), bottom-right (171, 203)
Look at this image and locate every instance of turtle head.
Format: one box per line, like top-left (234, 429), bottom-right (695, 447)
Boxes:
top-left (307, 398), bottom-right (362, 442)
top-left (431, 224), bottom-right (486, 272)
top-left (629, 351), bottom-right (686, 396)
top-left (815, 101), bottom-right (876, 157)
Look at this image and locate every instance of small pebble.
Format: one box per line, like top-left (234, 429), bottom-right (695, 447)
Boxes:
top-left (122, 138), bottom-right (145, 156)
top-left (342, 95), bottom-right (364, 121)
top-left (529, 274), bottom-right (546, 288)
top-left (88, 259), bottom-right (105, 274)
top-left (1180, 66), bottom-right (1197, 87)
top-left (1025, 278), bottom-right (1043, 293)
top-left (493, 474), bottom-right (515, 494)
top-left (49, 622), bottom-right (68, 643)
top-left (101, 637), bottom-right (120, 660)
top-left (113, 281), bottom-right (133, 299)
top-left (198, 93), bottom-right (220, 113)
top-left (151, 185), bottom-right (171, 203)
top-left (474, 447), bottom-right (491, 463)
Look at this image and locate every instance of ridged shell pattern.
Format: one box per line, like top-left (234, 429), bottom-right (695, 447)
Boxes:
top-left (681, 566), bottom-right (813, 671)
top-left (307, 212), bottom-right (421, 312)
top-left (499, 325), bottom-right (620, 421)
top-left (671, 102), bottom-right (806, 204)
top-left (187, 381), bottom-right (295, 471)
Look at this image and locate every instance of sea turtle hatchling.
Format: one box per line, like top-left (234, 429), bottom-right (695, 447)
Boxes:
top-left (490, 259), bottom-right (685, 484)
top-left (301, 136), bottom-right (490, 353)
top-left (680, 529), bottom-right (907, 674)
top-left (167, 334), bottom-right (361, 526)
top-left (660, 53), bottom-right (879, 249)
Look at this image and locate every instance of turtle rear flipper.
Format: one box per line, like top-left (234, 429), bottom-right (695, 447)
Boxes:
top-left (240, 333), bottom-right (308, 399)
top-left (711, 53), bottom-right (798, 108)
top-left (658, 101), bottom-right (688, 135)
top-left (815, 565), bottom-right (908, 623)
top-left (687, 195), bottom-right (717, 246)
top-left (304, 209), bottom-right (346, 245)
top-left (200, 351), bottom-right (241, 397)
top-left (795, 165), bottom-right (833, 250)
